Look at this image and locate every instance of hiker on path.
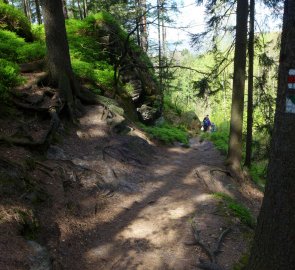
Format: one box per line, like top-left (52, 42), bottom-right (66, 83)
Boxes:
top-left (202, 115), bottom-right (211, 132)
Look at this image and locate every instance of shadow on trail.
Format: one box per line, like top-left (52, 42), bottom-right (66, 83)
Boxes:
top-left (55, 139), bottom-right (253, 270)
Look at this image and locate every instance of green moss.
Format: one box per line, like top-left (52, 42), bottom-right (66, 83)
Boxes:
top-left (233, 252), bottom-right (250, 270)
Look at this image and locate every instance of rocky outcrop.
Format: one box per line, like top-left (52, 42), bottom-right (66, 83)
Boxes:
top-left (87, 14), bottom-right (162, 124)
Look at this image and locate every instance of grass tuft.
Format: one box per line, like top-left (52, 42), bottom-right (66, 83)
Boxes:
top-left (213, 192), bottom-right (256, 228)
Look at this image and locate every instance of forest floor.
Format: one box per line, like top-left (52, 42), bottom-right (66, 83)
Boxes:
top-left (0, 103), bottom-right (263, 270)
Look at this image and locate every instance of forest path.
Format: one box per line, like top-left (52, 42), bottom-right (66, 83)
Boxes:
top-left (55, 105), bottom-right (262, 270)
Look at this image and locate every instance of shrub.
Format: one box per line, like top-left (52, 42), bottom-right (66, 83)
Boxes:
top-left (0, 2), bottom-right (33, 41)
top-left (16, 42), bottom-right (45, 62)
top-left (249, 161), bottom-right (267, 189)
top-left (71, 59), bottom-right (95, 80)
top-left (201, 122), bottom-right (229, 155)
top-left (141, 123), bottom-right (189, 145)
top-left (71, 59), bottom-right (114, 88)
top-left (0, 30), bottom-right (24, 61)
top-left (0, 30), bottom-right (45, 62)
top-left (0, 58), bottom-right (22, 99)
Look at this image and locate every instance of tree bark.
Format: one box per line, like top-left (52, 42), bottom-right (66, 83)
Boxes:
top-left (227, 0), bottom-right (248, 174)
top-left (245, 0), bottom-right (255, 167)
top-left (40, 0), bottom-right (78, 118)
top-left (77, 0), bottom-right (83, 19)
top-left (247, 0), bottom-right (295, 268)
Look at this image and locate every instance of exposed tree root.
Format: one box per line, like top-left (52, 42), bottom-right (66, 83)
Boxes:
top-left (0, 107), bottom-right (60, 148)
top-left (35, 161), bottom-right (54, 171)
top-left (194, 169), bottom-right (211, 192)
top-left (190, 221), bottom-right (231, 270)
top-left (102, 145), bottom-right (142, 165)
top-left (209, 168), bottom-right (232, 177)
top-left (13, 72), bottom-right (48, 92)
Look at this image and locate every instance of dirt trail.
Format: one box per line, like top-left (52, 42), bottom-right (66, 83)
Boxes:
top-left (0, 104), bottom-right (262, 270)
top-left (51, 105), bottom-right (262, 270)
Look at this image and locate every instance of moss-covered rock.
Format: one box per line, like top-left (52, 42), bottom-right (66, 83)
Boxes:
top-left (83, 12), bottom-right (162, 123)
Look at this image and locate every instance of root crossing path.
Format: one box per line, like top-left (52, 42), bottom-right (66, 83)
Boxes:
top-left (52, 106), bottom-right (261, 270)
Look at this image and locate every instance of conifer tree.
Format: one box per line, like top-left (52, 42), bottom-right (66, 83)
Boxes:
top-left (247, 0), bottom-right (295, 268)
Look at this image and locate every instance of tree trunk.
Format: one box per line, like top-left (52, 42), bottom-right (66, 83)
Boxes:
top-left (40, 0), bottom-right (77, 118)
top-left (247, 0), bottom-right (295, 268)
top-left (139, 0), bottom-right (148, 52)
top-left (23, 0), bottom-right (32, 22)
top-left (77, 0), bottom-right (83, 19)
top-left (161, 0), bottom-right (166, 58)
top-left (157, 0), bottom-right (162, 87)
top-left (35, 0), bottom-right (42, 24)
top-left (244, 0), bottom-right (255, 167)
top-left (61, 0), bottom-right (68, 19)
top-left (135, 0), bottom-right (141, 46)
top-left (82, 0), bottom-right (87, 18)
top-left (227, 0), bottom-right (248, 174)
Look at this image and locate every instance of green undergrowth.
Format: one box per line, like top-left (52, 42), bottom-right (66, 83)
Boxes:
top-left (0, 1), bottom-right (33, 41)
top-left (0, 30), bottom-right (45, 62)
top-left (248, 161), bottom-right (267, 189)
top-left (140, 122), bottom-right (189, 146)
top-left (0, 5), bottom-right (156, 111)
top-left (213, 192), bottom-right (256, 228)
top-left (200, 121), bottom-right (229, 155)
top-left (0, 58), bottom-right (23, 99)
top-left (201, 121), bottom-right (267, 187)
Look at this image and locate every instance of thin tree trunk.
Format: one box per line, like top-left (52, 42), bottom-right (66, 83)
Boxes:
top-left (139, 0), bottom-right (148, 52)
top-left (77, 0), bottom-right (83, 19)
top-left (23, 0), bottom-right (32, 22)
top-left (135, 0), bottom-right (141, 46)
top-left (61, 0), bottom-right (68, 19)
top-left (157, 0), bottom-right (162, 87)
top-left (245, 0), bottom-right (255, 167)
top-left (227, 0), bottom-right (248, 174)
top-left (35, 0), bottom-right (42, 24)
top-left (161, 1), bottom-right (166, 58)
top-left (82, 0), bottom-right (87, 18)
top-left (247, 0), bottom-right (295, 268)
